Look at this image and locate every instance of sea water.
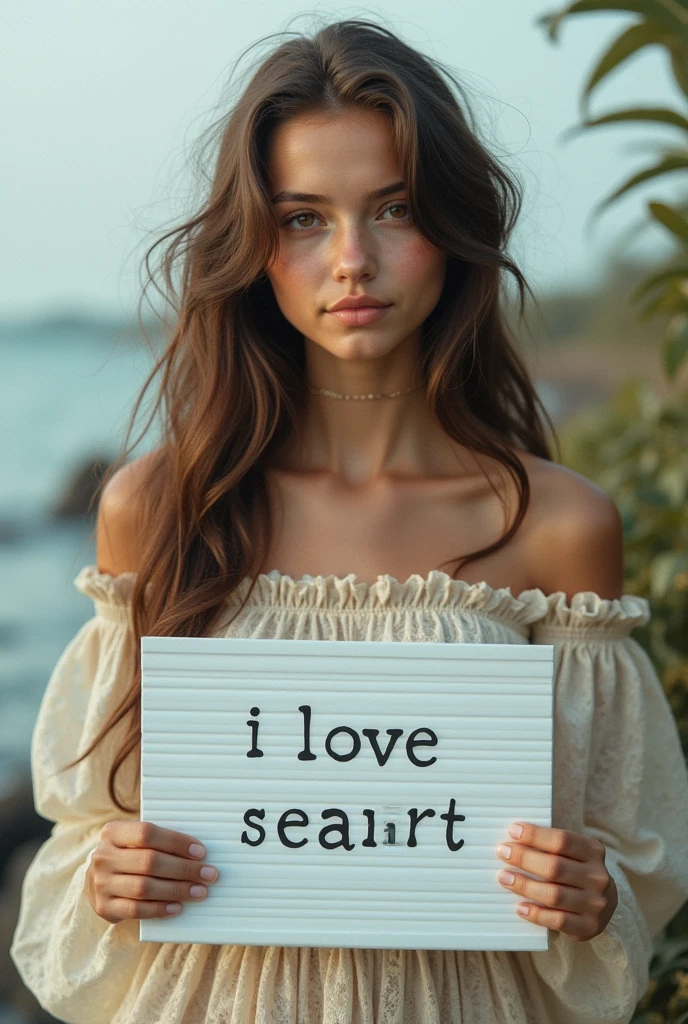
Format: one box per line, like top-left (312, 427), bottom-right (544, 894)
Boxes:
top-left (0, 318), bottom-right (158, 792)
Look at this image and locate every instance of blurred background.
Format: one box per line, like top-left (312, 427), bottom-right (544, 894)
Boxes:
top-left (2, 2), bottom-right (687, 1021)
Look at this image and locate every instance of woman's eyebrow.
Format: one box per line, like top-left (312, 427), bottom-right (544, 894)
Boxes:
top-left (270, 180), bottom-right (405, 205)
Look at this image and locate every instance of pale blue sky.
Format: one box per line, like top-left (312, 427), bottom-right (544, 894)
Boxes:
top-left (1, 0), bottom-right (685, 318)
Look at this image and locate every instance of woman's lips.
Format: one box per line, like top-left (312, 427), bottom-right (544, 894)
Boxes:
top-left (326, 305), bottom-right (392, 326)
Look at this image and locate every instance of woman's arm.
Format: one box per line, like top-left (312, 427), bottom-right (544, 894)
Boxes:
top-left (496, 482), bottom-right (626, 936)
top-left (507, 496), bottom-right (688, 1022)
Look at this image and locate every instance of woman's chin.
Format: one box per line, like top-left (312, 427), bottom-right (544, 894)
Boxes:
top-left (312, 333), bottom-right (406, 363)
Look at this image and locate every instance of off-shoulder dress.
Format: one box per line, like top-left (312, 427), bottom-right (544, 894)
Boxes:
top-left (10, 566), bottom-right (688, 1024)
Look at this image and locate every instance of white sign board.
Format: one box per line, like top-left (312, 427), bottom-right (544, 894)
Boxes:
top-left (140, 638), bottom-right (554, 951)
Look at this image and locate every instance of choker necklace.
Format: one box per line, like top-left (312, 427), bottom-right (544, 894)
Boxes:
top-left (309, 384), bottom-right (421, 401)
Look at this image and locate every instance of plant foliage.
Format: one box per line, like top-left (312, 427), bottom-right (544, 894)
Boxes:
top-left (538, 0), bottom-right (688, 380)
top-left (537, 3), bottom-right (688, 1019)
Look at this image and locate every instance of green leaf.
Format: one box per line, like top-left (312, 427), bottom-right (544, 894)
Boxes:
top-left (632, 263), bottom-right (688, 300)
top-left (570, 106), bottom-right (688, 134)
top-left (537, 2), bottom-right (688, 45)
top-left (638, 292), bottom-right (678, 320)
top-left (650, 550), bottom-right (688, 598)
top-left (648, 200), bottom-right (688, 239)
top-left (671, 43), bottom-right (688, 95)
top-left (637, 485), bottom-right (672, 508)
top-left (663, 314), bottom-right (688, 376)
top-left (592, 152), bottom-right (688, 215)
top-left (637, 295), bottom-right (673, 320)
top-left (657, 465), bottom-right (688, 503)
top-left (580, 21), bottom-right (673, 108)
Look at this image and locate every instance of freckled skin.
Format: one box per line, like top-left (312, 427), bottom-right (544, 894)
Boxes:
top-left (265, 107), bottom-right (447, 368)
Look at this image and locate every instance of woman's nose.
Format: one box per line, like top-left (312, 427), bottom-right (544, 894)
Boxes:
top-left (330, 224), bottom-right (377, 280)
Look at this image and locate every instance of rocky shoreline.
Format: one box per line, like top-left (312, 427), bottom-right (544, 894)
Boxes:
top-left (0, 778), bottom-right (59, 1023)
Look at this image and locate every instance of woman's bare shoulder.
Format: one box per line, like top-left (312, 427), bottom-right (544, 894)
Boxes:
top-left (519, 452), bottom-right (624, 599)
top-left (520, 452), bottom-right (620, 528)
top-left (95, 448), bottom-right (167, 576)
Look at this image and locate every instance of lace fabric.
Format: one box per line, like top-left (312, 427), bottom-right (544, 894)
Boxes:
top-left (10, 566), bottom-right (688, 1024)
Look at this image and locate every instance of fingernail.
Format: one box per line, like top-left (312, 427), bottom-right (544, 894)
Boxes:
top-left (166, 903), bottom-right (181, 914)
top-left (188, 843), bottom-right (205, 858)
top-left (516, 904), bottom-right (530, 917)
top-left (497, 844), bottom-right (512, 860)
top-left (499, 870), bottom-right (515, 885)
top-left (200, 866), bottom-right (217, 881)
top-left (190, 885), bottom-right (207, 898)
top-left (508, 824), bottom-right (523, 839)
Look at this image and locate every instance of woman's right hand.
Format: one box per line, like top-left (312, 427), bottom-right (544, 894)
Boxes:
top-left (84, 819), bottom-right (220, 922)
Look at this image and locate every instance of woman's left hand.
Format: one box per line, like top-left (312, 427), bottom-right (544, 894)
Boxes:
top-left (495, 822), bottom-right (618, 941)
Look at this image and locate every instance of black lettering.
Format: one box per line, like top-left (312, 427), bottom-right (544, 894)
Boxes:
top-left (406, 727), bottom-right (438, 767)
top-left (246, 707), bottom-right (263, 758)
top-left (325, 726), bottom-right (361, 763)
top-left (319, 808), bottom-right (355, 850)
top-left (407, 807), bottom-right (436, 847)
top-left (361, 808), bottom-right (377, 847)
top-left (440, 798), bottom-right (465, 851)
top-left (240, 807), bottom-right (266, 846)
top-left (277, 808), bottom-right (309, 848)
top-left (383, 821), bottom-right (397, 845)
top-left (297, 704), bottom-right (317, 761)
top-left (361, 728), bottom-right (403, 766)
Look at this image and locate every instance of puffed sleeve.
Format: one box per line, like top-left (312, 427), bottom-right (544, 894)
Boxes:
top-left (9, 565), bottom-right (150, 1024)
top-left (521, 592), bottom-right (688, 1024)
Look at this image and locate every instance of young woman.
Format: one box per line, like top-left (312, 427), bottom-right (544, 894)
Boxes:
top-left (11, 18), bottom-right (688, 1024)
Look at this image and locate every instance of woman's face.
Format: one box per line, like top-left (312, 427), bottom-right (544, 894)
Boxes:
top-left (264, 106), bottom-right (447, 364)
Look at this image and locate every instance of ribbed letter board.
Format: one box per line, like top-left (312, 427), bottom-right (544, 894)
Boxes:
top-left (139, 637), bottom-right (554, 950)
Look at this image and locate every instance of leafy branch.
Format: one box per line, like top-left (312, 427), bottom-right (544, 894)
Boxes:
top-left (538, 0), bottom-right (688, 380)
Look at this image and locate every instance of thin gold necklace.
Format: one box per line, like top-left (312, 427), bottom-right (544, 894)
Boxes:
top-left (309, 384), bottom-right (421, 400)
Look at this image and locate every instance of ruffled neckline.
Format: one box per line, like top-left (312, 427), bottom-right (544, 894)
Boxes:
top-left (233, 569), bottom-right (547, 628)
top-left (73, 564), bottom-right (651, 638)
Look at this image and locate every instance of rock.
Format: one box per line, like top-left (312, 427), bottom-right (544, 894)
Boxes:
top-left (0, 776), bottom-right (69, 1020)
top-left (0, 520), bottom-right (26, 545)
top-left (0, 839), bottom-right (62, 1022)
top-left (0, 775), bottom-right (51, 887)
top-left (49, 455), bottom-right (115, 519)
top-left (0, 774), bottom-right (57, 1020)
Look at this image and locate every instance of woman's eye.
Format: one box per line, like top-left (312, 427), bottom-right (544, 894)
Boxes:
top-left (281, 201), bottom-right (410, 233)
top-left (382, 202), bottom-right (409, 220)
top-left (283, 212), bottom-right (318, 231)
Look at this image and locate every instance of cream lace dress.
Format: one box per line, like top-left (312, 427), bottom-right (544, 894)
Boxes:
top-left (10, 565), bottom-right (688, 1024)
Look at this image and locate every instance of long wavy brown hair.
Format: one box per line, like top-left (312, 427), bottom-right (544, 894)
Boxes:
top-left (58, 16), bottom-right (559, 813)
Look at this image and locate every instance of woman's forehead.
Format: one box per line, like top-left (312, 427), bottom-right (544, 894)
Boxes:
top-left (266, 110), bottom-right (401, 198)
